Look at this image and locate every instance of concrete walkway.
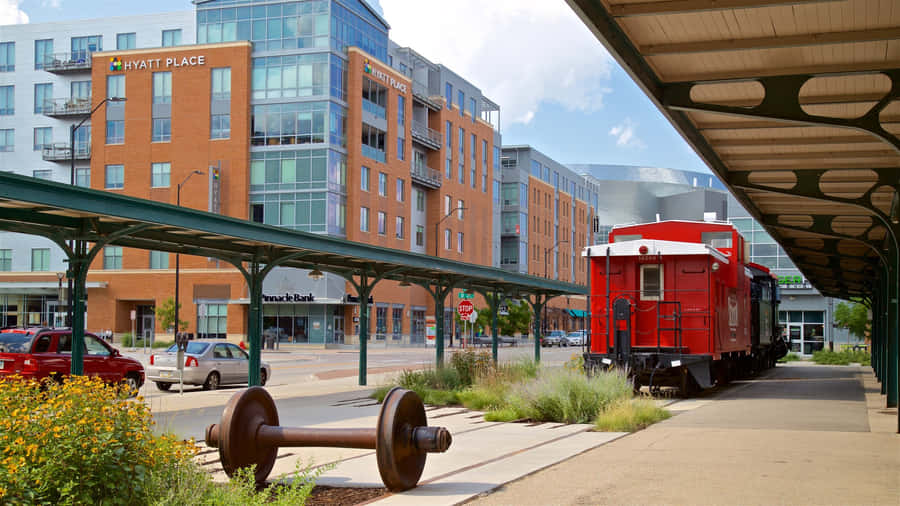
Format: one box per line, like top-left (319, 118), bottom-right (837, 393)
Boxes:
top-left (469, 362), bottom-right (899, 506)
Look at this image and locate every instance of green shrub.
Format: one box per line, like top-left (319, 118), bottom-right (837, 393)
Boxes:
top-left (594, 398), bottom-right (671, 432)
top-left (504, 368), bottom-right (633, 424)
top-left (449, 349), bottom-right (493, 387)
top-left (152, 340), bottom-right (174, 349)
top-left (120, 332), bottom-right (134, 347)
top-left (0, 375), bottom-right (195, 505)
top-left (811, 349), bottom-right (871, 366)
top-left (779, 352), bottom-right (801, 362)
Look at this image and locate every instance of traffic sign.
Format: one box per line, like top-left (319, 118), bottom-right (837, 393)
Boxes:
top-left (468, 310), bottom-right (478, 323)
top-left (498, 304), bottom-right (509, 316)
top-left (457, 300), bottom-right (474, 319)
top-left (458, 292), bottom-right (474, 299)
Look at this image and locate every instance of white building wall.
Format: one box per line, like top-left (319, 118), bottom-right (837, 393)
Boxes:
top-left (0, 12), bottom-right (194, 274)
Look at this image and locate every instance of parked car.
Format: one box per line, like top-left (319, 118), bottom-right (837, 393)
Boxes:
top-left (0, 327), bottom-right (144, 390)
top-left (146, 340), bottom-right (271, 391)
top-left (471, 335), bottom-right (519, 347)
top-left (563, 331), bottom-right (586, 346)
top-left (541, 330), bottom-right (567, 347)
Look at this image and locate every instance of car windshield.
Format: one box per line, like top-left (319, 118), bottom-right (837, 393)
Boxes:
top-left (165, 342), bottom-right (210, 355)
top-left (0, 332), bottom-right (33, 353)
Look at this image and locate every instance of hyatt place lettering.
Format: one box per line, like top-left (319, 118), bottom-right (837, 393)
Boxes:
top-left (262, 293), bottom-right (315, 303)
top-left (120, 55), bottom-right (206, 71)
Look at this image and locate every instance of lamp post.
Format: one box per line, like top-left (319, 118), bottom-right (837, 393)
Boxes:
top-left (174, 170), bottom-right (205, 341)
top-left (543, 239), bottom-right (568, 334)
top-left (67, 96), bottom-right (126, 328)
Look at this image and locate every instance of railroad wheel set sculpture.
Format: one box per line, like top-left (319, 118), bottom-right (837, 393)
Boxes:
top-left (205, 386), bottom-right (452, 491)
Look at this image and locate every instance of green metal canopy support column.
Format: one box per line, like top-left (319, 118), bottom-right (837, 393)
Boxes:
top-left (873, 278), bottom-right (884, 389)
top-left (245, 261), bottom-right (264, 386)
top-left (346, 273), bottom-right (375, 386)
top-left (527, 294), bottom-right (548, 363)
top-left (887, 241), bottom-right (899, 409)
top-left (423, 279), bottom-right (456, 368)
top-left (474, 290), bottom-right (502, 364)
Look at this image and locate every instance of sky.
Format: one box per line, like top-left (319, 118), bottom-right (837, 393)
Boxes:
top-left (2, 0), bottom-right (710, 173)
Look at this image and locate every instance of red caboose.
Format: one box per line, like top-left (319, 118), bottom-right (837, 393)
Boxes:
top-left (583, 220), bottom-right (782, 393)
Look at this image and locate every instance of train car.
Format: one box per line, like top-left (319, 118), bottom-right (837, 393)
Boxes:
top-left (582, 220), bottom-right (786, 394)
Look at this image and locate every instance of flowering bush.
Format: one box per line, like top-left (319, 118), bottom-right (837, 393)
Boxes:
top-left (0, 375), bottom-right (195, 505)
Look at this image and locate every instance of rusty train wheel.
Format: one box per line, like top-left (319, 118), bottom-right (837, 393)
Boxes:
top-left (218, 386), bottom-right (279, 484)
top-left (376, 387), bottom-right (428, 492)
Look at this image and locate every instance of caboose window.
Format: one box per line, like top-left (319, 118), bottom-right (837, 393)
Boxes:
top-left (614, 234), bottom-right (642, 243)
top-left (640, 264), bottom-right (663, 300)
top-left (701, 231), bottom-right (732, 249)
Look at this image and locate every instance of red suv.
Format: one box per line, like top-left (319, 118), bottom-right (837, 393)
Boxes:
top-left (0, 327), bottom-right (144, 390)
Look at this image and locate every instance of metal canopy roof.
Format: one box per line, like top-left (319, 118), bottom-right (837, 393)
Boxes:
top-left (567, 0), bottom-right (900, 299)
top-left (0, 172), bottom-right (585, 297)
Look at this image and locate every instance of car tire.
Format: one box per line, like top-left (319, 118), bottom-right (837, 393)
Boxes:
top-left (155, 381), bottom-right (172, 391)
top-left (203, 371), bottom-right (220, 391)
top-left (260, 369), bottom-right (268, 386)
top-left (123, 373), bottom-right (141, 396)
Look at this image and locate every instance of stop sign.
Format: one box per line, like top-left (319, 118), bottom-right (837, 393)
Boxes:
top-left (457, 300), bottom-right (474, 319)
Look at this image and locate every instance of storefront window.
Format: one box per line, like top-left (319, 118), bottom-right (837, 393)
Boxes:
top-left (375, 306), bottom-right (387, 340)
top-left (392, 307), bottom-right (402, 340)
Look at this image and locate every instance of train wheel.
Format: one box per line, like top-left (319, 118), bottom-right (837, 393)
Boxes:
top-left (679, 368), bottom-right (698, 398)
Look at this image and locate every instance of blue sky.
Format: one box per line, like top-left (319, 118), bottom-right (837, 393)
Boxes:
top-left (5, 0), bottom-right (710, 173)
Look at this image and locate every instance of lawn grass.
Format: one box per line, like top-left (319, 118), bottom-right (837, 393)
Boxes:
top-left (593, 398), bottom-right (672, 432)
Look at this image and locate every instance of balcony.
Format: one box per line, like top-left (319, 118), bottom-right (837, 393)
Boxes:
top-left (42, 52), bottom-right (93, 73)
top-left (410, 164), bottom-right (441, 190)
top-left (362, 98), bottom-right (386, 119)
top-left (411, 120), bottom-right (441, 151)
top-left (412, 81), bottom-right (441, 111)
top-left (42, 143), bottom-right (90, 162)
top-left (42, 97), bottom-right (92, 117)
top-left (361, 144), bottom-right (386, 164)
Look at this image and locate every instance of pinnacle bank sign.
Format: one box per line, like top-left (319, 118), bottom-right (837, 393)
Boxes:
top-left (363, 58), bottom-right (408, 93)
top-left (109, 55), bottom-right (206, 72)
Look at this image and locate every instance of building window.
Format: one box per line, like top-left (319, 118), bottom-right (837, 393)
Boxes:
top-left (0, 86), bottom-right (13, 115)
top-left (392, 307), bottom-right (402, 339)
top-left (153, 72), bottom-right (172, 104)
top-left (377, 211), bottom-right (386, 235)
top-left (211, 114), bottom-right (230, 139)
top-left (444, 228), bottom-right (451, 250)
top-left (0, 129), bottom-right (13, 152)
top-left (0, 249), bottom-right (10, 271)
top-left (33, 127), bottom-right (51, 151)
top-left (116, 33), bottom-right (136, 50)
top-left (151, 162), bottom-right (171, 188)
top-left (103, 247), bottom-right (123, 270)
top-left (396, 136), bottom-right (404, 161)
top-left (71, 35), bottom-right (101, 60)
top-left (105, 164), bottom-right (124, 189)
top-left (361, 166), bottom-right (370, 191)
top-left (457, 90), bottom-right (464, 115)
top-left (212, 67), bottom-right (231, 100)
top-left (106, 120), bottom-right (124, 144)
top-left (152, 118), bottom-right (171, 142)
top-left (397, 95), bottom-right (405, 128)
top-left (416, 189), bottom-right (424, 212)
top-left (360, 207), bottom-right (369, 232)
top-left (162, 29), bottom-right (182, 47)
top-left (444, 195), bottom-right (451, 215)
top-left (640, 264), bottom-right (663, 301)
top-left (469, 97), bottom-right (476, 122)
top-left (33, 83), bottom-right (51, 114)
top-left (445, 82), bottom-right (452, 109)
top-left (198, 304), bottom-right (227, 339)
top-left (34, 39), bottom-right (52, 70)
top-left (378, 172), bottom-right (387, 197)
top-left (445, 158), bottom-right (452, 180)
top-left (107, 75), bottom-right (125, 99)
top-left (32, 170), bottom-right (51, 180)
top-left (75, 168), bottom-right (90, 188)
top-left (150, 251), bottom-right (168, 269)
top-left (31, 249), bottom-right (49, 272)
top-left (375, 306), bottom-right (387, 339)
top-left (0, 42), bottom-right (13, 72)
top-left (457, 232), bottom-right (464, 253)
top-left (415, 225), bottom-right (424, 247)
top-left (457, 200), bottom-right (464, 219)
top-left (361, 124), bottom-right (386, 162)
top-left (361, 77), bottom-right (387, 118)
top-left (470, 134), bottom-right (477, 188)
top-left (396, 178), bottom-right (404, 202)
top-left (395, 216), bottom-right (404, 239)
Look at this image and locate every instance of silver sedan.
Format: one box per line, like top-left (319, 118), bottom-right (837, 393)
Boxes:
top-left (146, 340), bottom-right (271, 391)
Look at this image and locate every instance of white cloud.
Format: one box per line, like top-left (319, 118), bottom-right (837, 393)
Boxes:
top-left (608, 118), bottom-right (645, 148)
top-left (0, 0), bottom-right (29, 24)
top-left (41, 0), bottom-right (61, 9)
top-left (380, 0), bottom-right (613, 125)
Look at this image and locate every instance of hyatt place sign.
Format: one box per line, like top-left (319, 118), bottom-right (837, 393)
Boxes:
top-left (109, 55), bottom-right (206, 71)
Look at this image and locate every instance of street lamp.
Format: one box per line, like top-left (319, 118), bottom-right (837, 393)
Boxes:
top-left (434, 207), bottom-right (468, 258)
top-left (67, 96), bottom-right (126, 327)
top-left (543, 239), bottom-right (568, 334)
top-left (174, 170), bottom-right (205, 340)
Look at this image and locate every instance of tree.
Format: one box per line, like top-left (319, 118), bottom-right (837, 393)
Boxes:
top-left (833, 301), bottom-right (868, 340)
top-left (155, 297), bottom-right (188, 333)
top-left (453, 299), bottom-right (533, 336)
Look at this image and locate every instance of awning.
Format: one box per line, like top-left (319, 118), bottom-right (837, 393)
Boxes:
top-left (566, 309), bottom-right (588, 318)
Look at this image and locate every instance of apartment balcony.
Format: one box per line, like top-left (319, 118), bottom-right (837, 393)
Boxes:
top-left (410, 164), bottom-right (441, 190)
top-left (42, 52), bottom-right (93, 73)
top-left (411, 120), bottom-right (441, 151)
top-left (42, 143), bottom-right (90, 162)
top-left (362, 98), bottom-right (386, 120)
top-left (412, 81), bottom-right (441, 111)
top-left (361, 144), bottom-right (386, 164)
top-left (42, 97), bottom-right (91, 118)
